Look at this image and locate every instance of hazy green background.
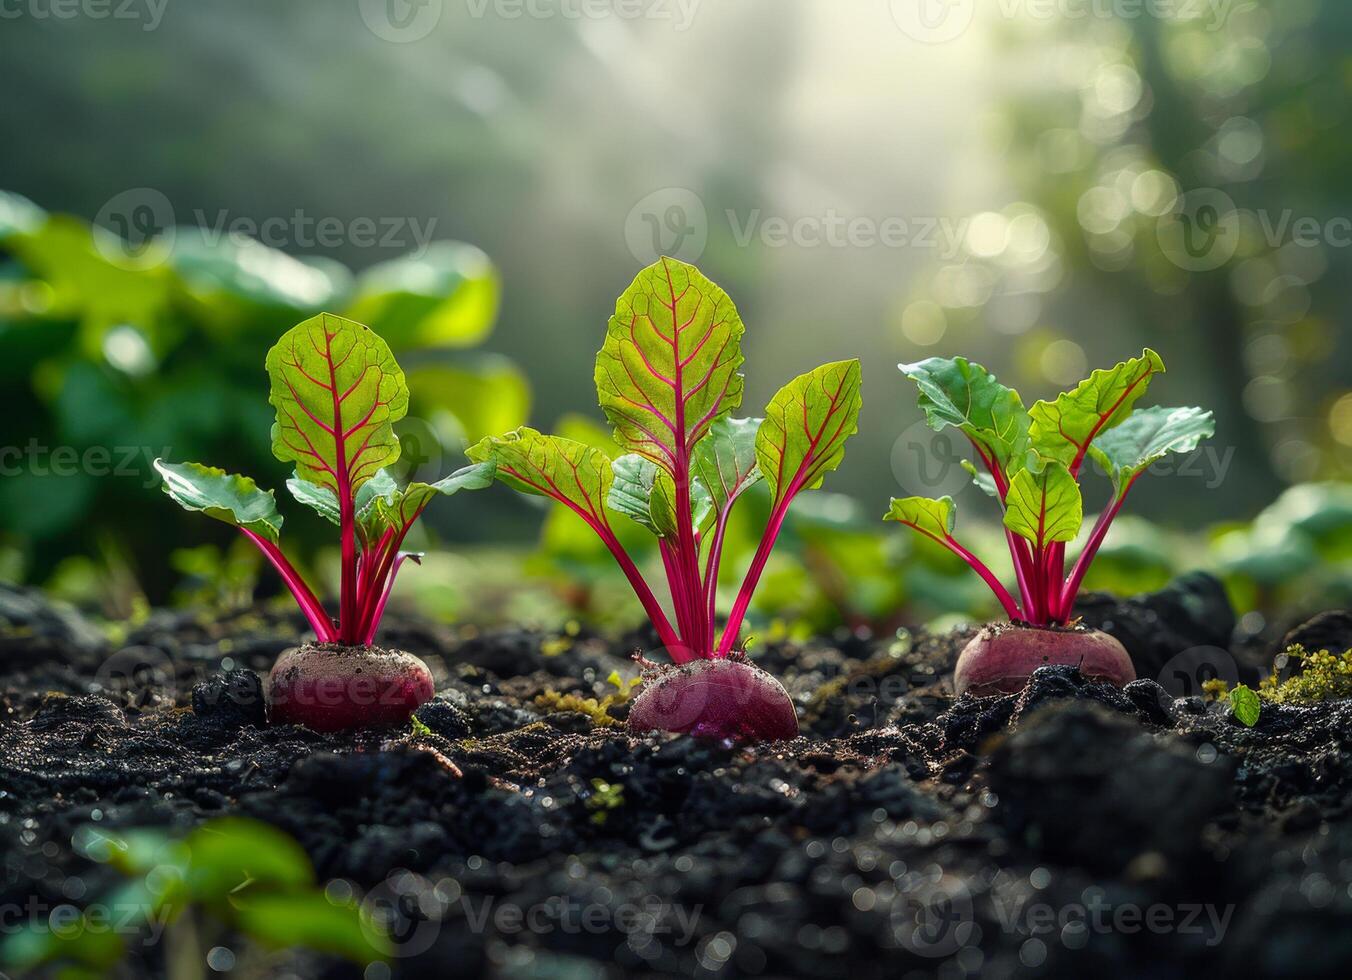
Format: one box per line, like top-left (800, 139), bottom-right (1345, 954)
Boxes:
top-left (1, 0), bottom-right (1350, 615)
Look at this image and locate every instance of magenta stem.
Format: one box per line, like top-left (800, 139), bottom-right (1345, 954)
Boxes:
top-left (1058, 483), bottom-right (1132, 619)
top-left (364, 553), bottom-right (421, 645)
top-left (239, 529), bottom-right (336, 642)
top-left (945, 534), bottom-right (1025, 622)
top-left (716, 495), bottom-right (795, 658)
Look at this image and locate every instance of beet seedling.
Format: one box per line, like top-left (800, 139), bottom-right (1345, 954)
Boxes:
top-left (470, 258), bottom-right (862, 742)
top-left (155, 312), bottom-right (493, 730)
top-left (887, 350), bottom-right (1214, 695)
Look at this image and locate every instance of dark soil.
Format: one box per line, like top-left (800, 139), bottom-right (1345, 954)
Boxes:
top-left (3, 576), bottom-right (1352, 979)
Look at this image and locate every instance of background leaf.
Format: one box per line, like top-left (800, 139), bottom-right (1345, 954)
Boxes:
top-left (344, 241), bottom-right (499, 350)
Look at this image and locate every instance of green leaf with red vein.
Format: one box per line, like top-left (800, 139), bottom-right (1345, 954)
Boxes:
top-left (467, 427), bottom-right (614, 528)
top-left (373, 461), bottom-right (497, 530)
top-left (1003, 460), bottom-right (1083, 548)
top-left (884, 495), bottom-right (956, 540)
top-left (286, 468), bottom-right (398, 537)
top-left (899, 357), bottom-right (1030, 478)
top-left (594, 258), bottom-right (745, 472)
top-left (154, 459), bottom-right (283, 543)
top-left (693, 417), bottom-right (764, 517)
top-left (1028, 349), bottom-right (1164, 470)
top-left (266, 312), bottom-right (409, 497)
top-left (756, 360), bottom-right (862, 505)
top-left (608, 454), bottom-right (712, 538)
top-left (1088, 405), bottom-right (1215, 500)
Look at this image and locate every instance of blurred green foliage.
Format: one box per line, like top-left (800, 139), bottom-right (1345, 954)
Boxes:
top-left (1, 817), bottom-right (388, 978)
top-left (0, 192), bottom-right (528, 609)
top-left (898, 1), bottom-right (1352, 518)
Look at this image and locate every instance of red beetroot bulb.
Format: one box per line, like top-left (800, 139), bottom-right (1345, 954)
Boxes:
top-left (954, 622), bottom-right (1135, 697)
top-left (266, 643), bottom-right (434, 732)
top-left (627, 657), bottom-right (799, 743)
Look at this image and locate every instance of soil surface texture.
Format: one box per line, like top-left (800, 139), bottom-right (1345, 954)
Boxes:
top-left (3, 575), bottom-right (1351, 979)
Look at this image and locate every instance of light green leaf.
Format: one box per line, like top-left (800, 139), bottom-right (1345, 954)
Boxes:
top-left (286, 468), bottom-right (398, 530)
top-left (0, 190), bottom-right (44, 240)
top-left (899, 357), bottom-right (1030, 476)
top-left (961, 459), bottom-right (999, 497)
top-left (884, 496), bottom-right (956, 540)
top-left (266, 312), bottom-right (409, 496)
top-left (230, 891), bottom-right (391, 964)
top-left (374, 461), bottom-right (497, 529)
top-left (756, 360), bottom-right (863, 504)
top-left (182, 818), bottom-right (314, 897)
top-left (467, 427), bottom-right (613, 525)
top-left (1228, 685), bottom-right (1260, 727)
top-left (1088, 405), bottom-right (1216, 499)
top-left (1003, 461), bottom-right (1083, 547)
top-left (608, 454), bottom-right (711, 537)
top-left (169, 228), bottom-right (349, 314)
top-left (407, 354), bottom-right (531, 446)
top-left (595, 258), bottom-right (745, 471)
top-left (344, 241), bottom-right (500, 349)
top-left (8, 216), bottom-right (173, 355)
top-left (693, 416), bottom-right (763, 516)
top-left (1028, 349), bottom-right (1165, 468)
top-left (154, 460), bottom-right (283, 544)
